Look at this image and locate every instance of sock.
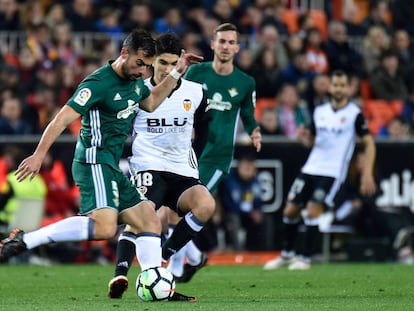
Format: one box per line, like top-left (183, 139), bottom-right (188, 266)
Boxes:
top-left (23, 216), bottom-right (93, 249)
top-left (114, 231), bottom-right (137, 277)
top-left (166, 247), bottom-right (185, 277)
top-left (135, 233), bottom-right (162, 271)
top-left (162, 212), bottom-right (203, 261)
top-left (185, 240), bottom-right (202, 266)
top-left (281, 216), bottom-right (300, 256)
top-left (302, 220), bottom-right (319, 260)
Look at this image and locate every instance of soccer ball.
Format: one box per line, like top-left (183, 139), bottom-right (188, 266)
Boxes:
top-left (136, 267), bottom-right (175, 301)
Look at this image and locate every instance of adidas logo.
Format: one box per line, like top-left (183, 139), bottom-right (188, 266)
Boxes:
top-left (113, 93), bottom-right (122, 101)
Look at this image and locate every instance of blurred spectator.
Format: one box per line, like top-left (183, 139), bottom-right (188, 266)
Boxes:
top-left (306, 73), bottom-right (330, 113)
top-left (210, 0), bottom-right (240, 28)
top-left (378, 116), bottom-right (410, 139)
top-left (324, 20), bottom-right (363, 77)
top-left (342, 0), bottom-right (365, 36)
top-left (180, 28), bottom-right (202, 55)
top-left (19, 0), bottom-right (46, 30)
top-left (95, 6), bottom-right (123, 43)
top-left (369, 49), bottom-right (409, 101)
top-left (392, 29), bottom-right (414, 88)
top-left (51, 21), bottom-right (83, 69)
top-left (44, 3), bottom-right (66, 29)
top-left (196, 15), bottom-right (220, 61)
top-left (218, 152), bottom-right (264, 251)
top-left (304, 27), bottom-right (329, 74)
top-left (26, 22), bottom-right (57, 64)
top-left (276, 84), bottom-right (311, 139)
top-left (0, 96), bottom-right (32, 135)
top-left (65, 0), bottom-right (98, 32)
top-left (259, 107), bottom-right (283, 136)
top-left (235, 48), bottom-right (253, 74)
top-left (391, 0), bottom-right (414, 37)
top-left (278, 50), bottom-right (315, 99)
top-left (17, 46), bottom-right (38, 96)
top-left (284, 32), bottom-right (304, 61)
top-left (359, 0), bottom-right (393, 36)
top-left (251, 46), bottom-right (281, 99)
top-left (0, 0), bottom-right (21, 31)
top-left (362, 26), bottom-right (390, 75)
top-left (121, 0), bottom-right (154, 33)
top-left (297, 12), bottom-right (315, 39)
top-left (183, 2), bottom-right (206, 33)
top-left (154, 5), bottom-right (184, 35)
top-left (250, 23), bottom-right (289, 72)
top-left (0, 64), bottom-right (20, 95)
top-left (257, 1), bottom-right (288, 37)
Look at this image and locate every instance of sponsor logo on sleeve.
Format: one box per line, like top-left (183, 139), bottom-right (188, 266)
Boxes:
top-left (74, 88), bottom-right (91, 106)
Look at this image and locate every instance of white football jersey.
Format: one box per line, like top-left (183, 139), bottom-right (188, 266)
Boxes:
top-left (130, 78), bottom-right (204, 178)
top-left (301, 101), bottom-right (367, 181)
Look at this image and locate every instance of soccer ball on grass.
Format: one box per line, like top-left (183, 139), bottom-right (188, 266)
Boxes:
top-left (136, 266), bottom-right (175, 301)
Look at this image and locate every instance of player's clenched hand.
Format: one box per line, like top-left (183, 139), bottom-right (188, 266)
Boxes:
top-left (14, 155), bottom-right (43, 182)
top-left (251, 126), bottom-right (262, 152)
top-left (175, 49), bottom-right (203, 75)
top-left (360, 173), bottom-right (377, 196)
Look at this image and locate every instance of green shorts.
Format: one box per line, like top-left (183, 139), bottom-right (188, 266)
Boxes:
top-left (198, 164), bottom-right (226, 195)
top-left (72, 161), bottom-right (146, 214)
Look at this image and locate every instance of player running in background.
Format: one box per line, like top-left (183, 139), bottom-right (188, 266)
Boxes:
top-left (107, 32), bottom-right (215, 298)
top-left (0, 29), bottom-right (202, 301)
top-left (167, 22), bottom-right (262, 282)
top-left (263, 70), bottom-right (377, 270)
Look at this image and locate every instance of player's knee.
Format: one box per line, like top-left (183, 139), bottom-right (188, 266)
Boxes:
top-left (94, 223), bottom-right (118, 239)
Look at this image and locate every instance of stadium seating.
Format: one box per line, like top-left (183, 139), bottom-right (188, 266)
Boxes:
top-left (363, 100), bottom-right (403, 135)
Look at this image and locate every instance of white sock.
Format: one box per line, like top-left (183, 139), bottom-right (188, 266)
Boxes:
top-left (23, 216), bottom-right (93, 249)
top-left (135, 234), bottom-right (161, 271)
top-left (186, 240), bottom-right (202, 265)
top-left (167, 247), bottom-right (185, 277)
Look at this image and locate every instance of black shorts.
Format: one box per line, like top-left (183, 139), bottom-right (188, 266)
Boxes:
top-left (131, 170), bottom-right (202, 216)
top-left (287, 173), bottom-right (338, 209)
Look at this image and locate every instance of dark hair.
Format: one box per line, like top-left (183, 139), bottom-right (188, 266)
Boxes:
top-left (155, 32), bottom-right (182, 56)
top-left (331, 69), bottom-right (348, 80)
top-left (213, 23), bottom-right (239, 40)
top-left (122, 29), bottom-right (155, 57)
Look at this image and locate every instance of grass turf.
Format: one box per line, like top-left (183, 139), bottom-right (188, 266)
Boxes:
top-left (0, 263), bottom-right (413, 311)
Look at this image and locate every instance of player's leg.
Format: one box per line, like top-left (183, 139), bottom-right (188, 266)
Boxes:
top-left (166, 210), bottom-right (186, 278)
top-left (162, 184), bottom-right (215, 264)
top-left (289, 176), bottom-right (337, 270)
top-left (264, 174), bottom-right (310, 270)
top-left (0, 163), bottom-right (120, 262)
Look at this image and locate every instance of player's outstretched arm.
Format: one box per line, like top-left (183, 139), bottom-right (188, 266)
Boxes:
top-left (15, 106), bottom-right (80, 182)
top-left (140, 49), bottom-right (203, 112)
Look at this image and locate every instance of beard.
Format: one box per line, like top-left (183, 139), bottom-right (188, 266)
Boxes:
top-left (121, 62), bottom-right (140, 81)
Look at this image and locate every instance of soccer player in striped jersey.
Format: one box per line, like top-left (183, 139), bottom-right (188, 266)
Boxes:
top-left (108, 32), bottom-right (215, 298)
top-left (264, 70), bottom-right (377, 270)
top-left (1, 29), bottom-right (202, 301)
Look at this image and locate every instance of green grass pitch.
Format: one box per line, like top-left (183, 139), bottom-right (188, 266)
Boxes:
top-left (1, 263), bottom-right (413, 310)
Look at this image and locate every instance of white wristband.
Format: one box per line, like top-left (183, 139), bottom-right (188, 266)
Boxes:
top-left (169, 68), bottom-right (181, 80)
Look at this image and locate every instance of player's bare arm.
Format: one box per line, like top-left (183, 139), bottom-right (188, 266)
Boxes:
top-left (251, 126), bottom-right (262, 152)
top-left (359, 134), bottom-right (377, 196)
top-left (140, 50), bottom-right (203, 112)
top-left (296, 125), bottom-right (314, 148)
top-left (15, 105), bottom-right (81, 182)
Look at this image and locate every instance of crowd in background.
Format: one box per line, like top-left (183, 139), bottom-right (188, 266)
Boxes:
top-left (1, 0), bottom-right (414, 262)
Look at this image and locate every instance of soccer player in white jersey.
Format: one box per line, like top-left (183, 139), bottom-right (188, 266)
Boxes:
top-left (264, 70), bottom-right (377, 270)
top-left (107, 33), bottom-right (215, 298)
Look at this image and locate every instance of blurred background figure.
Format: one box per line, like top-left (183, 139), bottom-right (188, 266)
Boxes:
top-left (218, 152), bottom-right (264, 251)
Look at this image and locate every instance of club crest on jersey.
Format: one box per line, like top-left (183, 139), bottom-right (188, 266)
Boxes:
top-left (183, 99), bottom-right (192, 111)
top-left (117, 99), bottom-right (139, 119)
top-left (228, 88), bottom-right (238, 97)
top-left (74, 88), bottom-right (91, 106)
